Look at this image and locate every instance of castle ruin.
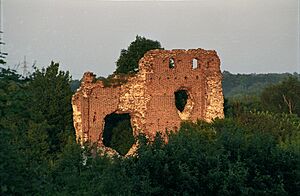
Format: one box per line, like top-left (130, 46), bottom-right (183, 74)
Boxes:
top-left (72, 48), bottom-right (224, 155)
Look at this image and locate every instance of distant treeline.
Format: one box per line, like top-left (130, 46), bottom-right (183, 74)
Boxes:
top-left (222, 71), bottom-right (300, 98)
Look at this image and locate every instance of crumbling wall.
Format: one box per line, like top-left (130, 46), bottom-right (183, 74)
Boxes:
top-left (72, 48), bottom-right (224, 155)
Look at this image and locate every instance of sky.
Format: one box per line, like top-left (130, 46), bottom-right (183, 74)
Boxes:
top-left (1, 0), bottom-right (299, 79)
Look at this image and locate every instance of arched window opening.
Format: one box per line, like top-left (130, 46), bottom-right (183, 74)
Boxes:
top-left (169, 58), bottom-right (175, 69)
top-left (103, 113), bottom-right (134, 155)
top-left (192, 58), bottom-right (198, 69)
top-left (174, 90), bottom-right (188, 112)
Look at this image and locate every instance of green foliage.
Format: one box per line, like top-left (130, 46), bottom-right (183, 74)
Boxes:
top-left (1, 53), bottom-right (299, 195)
top-left (0, 31), bottom-right (8, 65)
top-left (50, 137), bottom-right (84, 194)
top-left (0, 69), bottom-right (27, 193)
top-left (0, 69), bottom-right (27, 118)
top-left (0, 68), bottom-right (52, 194)
top-left (103, 113), bottom-right (135, 155)
top-left (28, 62), bottom-right (74, 153)
top-left (261, 77), bottom-right (300, 116)
top-left (236, 111), bottom-right (300, 152)
top-left (98, 72), bottom-right (134, 87)
top-left (115, 35), bottom-right (162, 74)
top-left (0, 58), bottom-right (5, 65)
top-left (99, 119), bottom-right (298, 195)
top-left (0, 125), bottom-right (24, 194)
top-left (222, 71), bottom-right (300, 98)
top-left (0, 64), bottom-right (76, 195)
top-left (110, 119), bottom-right (135, 155)
top-left (224, 95), bottom-right (263, 118)
top-left (70, 79), bottom-right (80, 92)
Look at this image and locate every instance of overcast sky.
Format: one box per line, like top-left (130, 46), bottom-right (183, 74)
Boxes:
top-left (1, 0), bottom-right (299, 79)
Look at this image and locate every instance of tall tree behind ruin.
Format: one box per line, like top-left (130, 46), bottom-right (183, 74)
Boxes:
top-left (115, 35), bottom-right (162, 74)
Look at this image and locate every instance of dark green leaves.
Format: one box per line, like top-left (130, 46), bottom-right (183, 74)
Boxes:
top-left (115, 35), bottom-right (162, 74)
top-left (28, 62), bottom-right (74, 153)
top-left (261, 77), bottom-right (300, 116)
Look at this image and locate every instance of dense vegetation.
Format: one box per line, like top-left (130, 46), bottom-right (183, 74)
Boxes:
top-left (115, 35), bottom-right (162, 74)
top-left (1, 62), bottom-right (299, 195)
top-left (222, 71), bottom-right (300, 98)
top-left (0, 30), bottom-right (8, 64)
top-left (0, 64), bottom-right (74, 194)
top-left (1, 35), bottom-right (299, 195)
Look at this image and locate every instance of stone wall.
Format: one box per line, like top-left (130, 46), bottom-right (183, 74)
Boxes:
top-left (72, 48), bottom-right (224, 155)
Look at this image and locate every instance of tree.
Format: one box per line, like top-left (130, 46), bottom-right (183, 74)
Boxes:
top-left (0, 31), bottom-right (8, 65)
top-left (261, 77), bottom-right (300, 116)
top-left (222, 71), bottom-right (299, 98)
top-left (28, 62), bottom-right (74, 153)
top-left (115, 35), bottom-right (162, 74)
top-left (0, 68), bottom-right (51, 195)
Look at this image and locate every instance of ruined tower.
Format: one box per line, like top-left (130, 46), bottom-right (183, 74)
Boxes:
top-left (72, 48), bottom-right (224, 155)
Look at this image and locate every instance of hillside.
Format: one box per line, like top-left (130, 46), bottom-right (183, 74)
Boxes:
top-left (222, 71), bottom-right (300, 97)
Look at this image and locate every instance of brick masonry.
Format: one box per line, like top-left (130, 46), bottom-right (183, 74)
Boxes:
top-left (72, 48), bottom-right (224, 155)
